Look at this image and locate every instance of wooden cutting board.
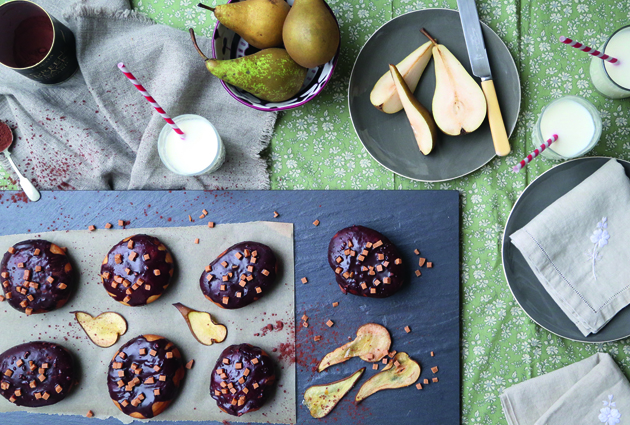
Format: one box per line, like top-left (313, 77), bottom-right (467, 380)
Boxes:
top-left (0, 190), bottom-right (460, 424)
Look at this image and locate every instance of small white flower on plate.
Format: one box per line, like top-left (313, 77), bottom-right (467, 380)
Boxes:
top-left (587, 217), bottom-right (609, 280)
top-left (599, 394), bottom-right (621, 425)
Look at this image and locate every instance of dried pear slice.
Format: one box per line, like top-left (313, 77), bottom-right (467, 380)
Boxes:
top-left (73, 311), bottom-right (127, 348)
top-left (304, 368), bottom-right (365, 418)
top-left (317, 323), bottom-right (391, 372)
top-left (355, 352), bottom-right (421, 403)
top-left (173, 302), bottom-right (227, 345)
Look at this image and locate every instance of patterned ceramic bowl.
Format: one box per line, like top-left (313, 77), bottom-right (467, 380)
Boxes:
top-left (211, 0), bottom-right (340, 112)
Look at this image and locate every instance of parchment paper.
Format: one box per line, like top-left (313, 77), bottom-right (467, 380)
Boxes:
top-left (0, 222), bottom-right (296, 424)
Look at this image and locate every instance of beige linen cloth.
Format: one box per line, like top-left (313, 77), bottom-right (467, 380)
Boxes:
top-left (501, 353), bottom-right (630, 425)
top-left (0, 0), bottom-right (275, 190)
top-left (510, 159), bottom-right (630, 336)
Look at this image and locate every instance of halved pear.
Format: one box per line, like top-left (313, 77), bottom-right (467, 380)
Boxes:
top-left (370, 41), bottom-right (433, 114)
top-left (73, 311), bottom-right (127, 348)
top-left (431, 43), bottom-right (487, 135)
top-left (304, 368), bottom-right (365, 418)
top-left (355, 352), bottom-right (421, 403)
top-left (389, 64), bottom-right (437, 155)
top-left (173, 303), bottom-right (227, 346)
top-left (317, 323), bottom-right (391, 372)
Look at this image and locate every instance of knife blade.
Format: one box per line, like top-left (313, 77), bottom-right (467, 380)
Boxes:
top-left (456, 0), bottom-right (511, 156)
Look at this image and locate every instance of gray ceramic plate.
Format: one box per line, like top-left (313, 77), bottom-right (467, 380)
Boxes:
top-left (349, 9), bottom-right (521, 182)
top-left (503, 157), bottom-right (630, 343)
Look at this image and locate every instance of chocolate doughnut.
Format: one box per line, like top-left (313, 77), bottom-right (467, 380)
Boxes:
top-left (107, 335), bottom-right (185, 419)
top-left (200, 242), bottom-right (277, 309)
top-left (210, 343), bottom-right (276, 416)
top-left (0, 240), bottom-right (74, 315)
top-left (0, 341), bottom-right (76, 407)
top-left (100, 235), bottom-right (174, 307)
top-left (328, 225), bottom-right (404, 298)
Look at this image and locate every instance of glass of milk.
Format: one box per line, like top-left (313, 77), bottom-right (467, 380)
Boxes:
top-left (157, 114), bottom-right (225, 176)
top-left (589, 25), bottom-right (630, 99)
top-left (533, 96), bottom-right (602, 160)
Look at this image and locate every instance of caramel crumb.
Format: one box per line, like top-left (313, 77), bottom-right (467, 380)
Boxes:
top-left (273, 211), bottom-right (279, 218)
top-left (208, 221), bottom-right (215, 228)
top-left (416, 383), bottom-right (423, 390)
top-left (105, 223), bottom-right (113, 229)
top-left (194, 238), bottom-right (199, 244)
top-left (424, 379), bottom-right (429, 385)
top-left (415, 270), bottom-right (421, 277)
top-left (372, 364), bottom-right (378, 370)
top-left (414, 249), bottom-right (420, 255)
top-left (431, 366), bottom-right (438, 374)
top-left (313, 219), bottom-right (320, 226)
top-left (88, 225), bottom-right (96, 232)
top-left (301, 277), bottom-right (308, 284)
top-left (432, 377), bottom-right (438, 383)
top-left (404, 326), bottom-right (411, 333)
top-left (332, 302), bottom-right (339, 307)
top-left (314, 335), bottom-right (322, 342)
top-left (431, 351), bottom-right (435, 357)
top-left (427, 262), bottom-right (433, 268)
top-left (326, 319), bottom-right (334, 327)
top-left (118, 220), bottom-right (124, 226)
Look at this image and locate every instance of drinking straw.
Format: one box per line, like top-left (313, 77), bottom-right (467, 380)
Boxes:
top-left (512, 134), bottom-right (559, 173)
top-left (559, 36), bottom-right (619, 64)
top-left (117, 62), bottom-right (185, 140)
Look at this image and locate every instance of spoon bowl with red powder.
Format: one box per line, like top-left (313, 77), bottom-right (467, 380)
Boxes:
top-left (0, 121), bottom-right (40, 202)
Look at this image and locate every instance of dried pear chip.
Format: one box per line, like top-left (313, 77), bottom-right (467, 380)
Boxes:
top-left (73, 311), bottom-right (127, 348)
top-left (317, 323), bottom-right (391, 372)
top-left (304, 368), bottom-right (365, 418)
top-left (173, 302), bottom-right (227, 345)
top-left (355, 352), bottom-right (420, 403)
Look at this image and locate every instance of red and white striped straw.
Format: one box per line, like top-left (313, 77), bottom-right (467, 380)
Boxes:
top-left (512, 134), bottom-right (559, 173)
top-left (117, 62), bottom-right (185, 140)
top-left (559, 36), bottom-right (619, 64)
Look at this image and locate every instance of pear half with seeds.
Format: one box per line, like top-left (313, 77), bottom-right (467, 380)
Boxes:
top-left (389, 64), bottom-right (437, 155)
top-left (370, 41), bottom-right (433, 114)
top-left (422, 29), bottom-right (487, 135)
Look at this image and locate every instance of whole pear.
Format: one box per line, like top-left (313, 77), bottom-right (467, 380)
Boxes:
top-left (190, 29), bottom-right (307, 102)
top-left (282, 0), bottom-right (340, 68)
top-left (198, 0), bottom-right (290, 49)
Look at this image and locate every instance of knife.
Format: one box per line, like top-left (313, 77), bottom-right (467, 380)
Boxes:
top-left (456, 0), bottom-right (511, 156)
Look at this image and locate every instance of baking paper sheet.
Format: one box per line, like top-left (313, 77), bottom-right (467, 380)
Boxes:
top-left (0, 222), bottom-right (296, 424)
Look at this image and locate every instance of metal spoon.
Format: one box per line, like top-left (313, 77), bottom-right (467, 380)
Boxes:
top-left (0, 121), bottom-right (41, 202)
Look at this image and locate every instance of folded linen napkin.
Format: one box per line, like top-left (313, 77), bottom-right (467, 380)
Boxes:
top-left (510, 159), bottom-right (630, 336)
top-left (501, 353), bottom-right (630, 425)
top-left (0, 0), bottom-right (275, 190)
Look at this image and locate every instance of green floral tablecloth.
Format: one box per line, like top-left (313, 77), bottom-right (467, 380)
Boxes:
top-left (1, 0), bottom-right (630, 423)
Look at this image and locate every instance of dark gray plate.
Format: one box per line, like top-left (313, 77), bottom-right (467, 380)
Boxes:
top-left (502, 157), bottom-right (630, 343)
top-left (349, 9), bottom-right (521, 182)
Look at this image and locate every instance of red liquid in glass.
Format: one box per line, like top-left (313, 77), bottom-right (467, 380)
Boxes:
top-left (13, 16), bottom-right (53, 68)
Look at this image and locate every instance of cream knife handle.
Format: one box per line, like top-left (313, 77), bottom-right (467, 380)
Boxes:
top-left (481, 79), bottom-right (511, 157)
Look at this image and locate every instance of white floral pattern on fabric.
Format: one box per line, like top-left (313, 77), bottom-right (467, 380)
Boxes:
top-left (588, 217), bottom-right (610, 280)
top-left (599, 394), bottom-right (621, 425)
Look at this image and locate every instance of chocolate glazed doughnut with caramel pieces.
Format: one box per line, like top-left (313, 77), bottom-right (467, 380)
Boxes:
top-left (200, 241), bottom-right (277, 309)
top-left (100, 235), bottom-right (174, 306)
top-left (328, 225), bottom-right (405, 298)
top-left (0, 240), bottom-right (75, 315)
top-left (210, 343), bottom-right (276, 416)
top-left (107, 335), bottom-right (185, 419)
top-left (0, 341), bottom-right (76, 407)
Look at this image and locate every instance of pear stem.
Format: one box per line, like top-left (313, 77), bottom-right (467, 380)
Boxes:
top-left (189, 28), bottom-right (209, 61)
top-left (197, 3), bottom-right (215, 12)
top-left (421, 28), bottom-right (438, 46)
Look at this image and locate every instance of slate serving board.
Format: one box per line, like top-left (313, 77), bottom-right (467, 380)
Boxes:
top-left (0, 190), bottom-right (460, 425)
